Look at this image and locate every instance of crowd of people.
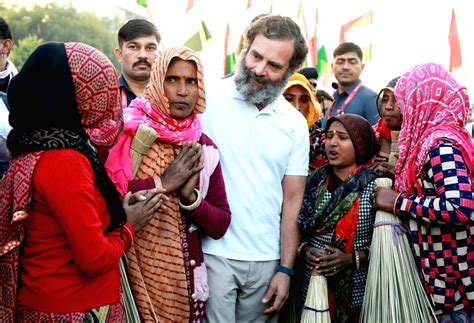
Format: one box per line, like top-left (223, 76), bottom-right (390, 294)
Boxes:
top-left (0, 13), bottom-right (473, 323)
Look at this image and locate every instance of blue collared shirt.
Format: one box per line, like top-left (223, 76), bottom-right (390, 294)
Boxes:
top-left (322, 80), bottom-right (379, 128)
top-left (119, 75), bottom-right (136, 108)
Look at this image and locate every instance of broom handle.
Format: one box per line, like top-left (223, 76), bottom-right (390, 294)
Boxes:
top-left (374, 177), bottom-right (393, 190)
top-left (131, 124), bottom-right (158, 177)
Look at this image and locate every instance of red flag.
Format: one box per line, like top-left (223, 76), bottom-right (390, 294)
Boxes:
top-left (449, 8), bottom-right (462, 72)
top-left (308, 7), bottom-right (319, 67)
top-left (223, 22), bottom-right (236, 75)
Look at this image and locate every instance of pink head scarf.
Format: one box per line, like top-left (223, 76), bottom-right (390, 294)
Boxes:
top-left (394, 62), bottom-right (473, 193)
top-left (106, 47), bottom-right (206, 194)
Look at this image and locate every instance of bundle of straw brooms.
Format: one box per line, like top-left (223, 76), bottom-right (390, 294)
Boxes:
top-left (360, 177), bottom-right (437, 322)
top-left (120, 124), bottom-right (159, 323)
top-left (301, 269), bottom-right (331, 323)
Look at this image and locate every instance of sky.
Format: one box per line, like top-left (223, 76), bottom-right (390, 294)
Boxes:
top-left (4, 0), bottom-right (474, 100)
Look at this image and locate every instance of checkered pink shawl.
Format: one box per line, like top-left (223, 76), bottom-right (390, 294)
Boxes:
top-left (394, 62), bottom-right (473, 193)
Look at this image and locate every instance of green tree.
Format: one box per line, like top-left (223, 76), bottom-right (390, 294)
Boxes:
top-left (1, 1), bottom-right (123, 71)
top-left (9, 35), bottom-right (43, 69)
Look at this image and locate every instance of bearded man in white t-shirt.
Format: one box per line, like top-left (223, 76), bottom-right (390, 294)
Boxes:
top-left (200, 15), bottom-right (309, 322)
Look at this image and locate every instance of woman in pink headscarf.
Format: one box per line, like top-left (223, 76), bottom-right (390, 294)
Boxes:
top-left (373, 62), bottom-right (474, 321)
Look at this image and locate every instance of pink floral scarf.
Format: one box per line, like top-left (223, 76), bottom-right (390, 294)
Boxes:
top-left (394, 62), bottom-right (473, 193)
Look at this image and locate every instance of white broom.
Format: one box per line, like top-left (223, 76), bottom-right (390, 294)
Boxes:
top-left (360, 177), bottom-right (437, 323)
top-left (120, 123), bottom-right (158, 322)
top-left (301, 269), bottom-right (331, 323)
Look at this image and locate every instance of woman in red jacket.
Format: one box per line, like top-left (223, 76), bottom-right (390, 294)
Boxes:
top-left (0, 42), bottom-right (162, 322)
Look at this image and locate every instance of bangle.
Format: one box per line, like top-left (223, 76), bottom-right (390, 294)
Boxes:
top-left (355, 250), bottom-right (360, 270)
top-left (179, 188), bottom-right (202, 211)
top-left (154, 176), bottom-right (163, 189)
top-left (122, 224), bottom-right (134, 245)
top-left (297, 242), bottom-right (308, 257)
top-left (278, 265), bottom-right (295, 277)
top-left (393, 192), bottom-right (403, 215)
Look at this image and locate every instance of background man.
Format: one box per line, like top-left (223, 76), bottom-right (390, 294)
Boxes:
top-left (0, 17), bottom-right (16, 93)
top-left (0, 17), bottom-right (16, 176)
top-left (200, 15), bottom-right (309, 322)
top-left (115, 18), bottom-right (160, 108)
top-left (298, 66), bottom-right (318, 91)
top-left (322, 42), bottom-right (379, 127)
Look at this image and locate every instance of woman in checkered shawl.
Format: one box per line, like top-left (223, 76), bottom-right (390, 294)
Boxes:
top-left (298, 113), bottom-right (379, 323)
top-left (373, 62), bottom-right (474, 321)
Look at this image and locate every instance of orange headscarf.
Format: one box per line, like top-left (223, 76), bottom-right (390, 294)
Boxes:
top-left (284, 72), bottom-right (322, 127)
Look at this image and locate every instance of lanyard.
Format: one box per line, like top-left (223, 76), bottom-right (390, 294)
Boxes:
top-left (327, 82), bottom-right (363, 119)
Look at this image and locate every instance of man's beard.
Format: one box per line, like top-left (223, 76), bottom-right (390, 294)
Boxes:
top-left (234, 54), bottom-right (292, 107)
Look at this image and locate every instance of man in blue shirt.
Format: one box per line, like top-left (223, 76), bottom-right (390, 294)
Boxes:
top-left (114, 19), bottom-right (161, 108)
top-left (322, 42), bottom-right (379, 127)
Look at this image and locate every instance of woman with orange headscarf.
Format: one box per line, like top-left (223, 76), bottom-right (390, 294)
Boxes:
top-left (283, 72), bottom-right (326, 171)
top-left (106, 47), bottom-right (231, 322)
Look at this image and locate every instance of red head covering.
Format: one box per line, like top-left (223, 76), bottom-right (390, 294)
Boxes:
top-left (394, 62), bottom-right (473, 193)
top-left (326, 113), bottom-right (380, 166)
top-left (66, 42), bottom-right (122, 147)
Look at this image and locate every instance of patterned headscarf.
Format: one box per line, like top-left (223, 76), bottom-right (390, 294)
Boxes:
top-left (326, 114), bottom-right (380, 166)
top-left (67, 43), bottom-right (123, 147)
top-left (0, 42), bottom-right (124, 321)
top-left (284, 72), bottom-right (322, 127)
top-left (394, 62), bottom-right (473, 193)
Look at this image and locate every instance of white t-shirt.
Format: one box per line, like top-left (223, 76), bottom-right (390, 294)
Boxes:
top-left (200, 76), bottom-right (309, 261)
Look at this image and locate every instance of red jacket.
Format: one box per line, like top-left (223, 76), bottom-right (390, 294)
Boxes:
top-left (18, 149), bottom-right (134, 312)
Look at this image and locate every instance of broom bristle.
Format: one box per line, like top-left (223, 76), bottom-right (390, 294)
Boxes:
top-left (360, 178), bottom-right (437, 323)
top-left (120, 257), bottom-right (141, 322)
top-left (301, 270), bottom-right (331, 323)
top-left (130, 124), bottom-right (159, 177)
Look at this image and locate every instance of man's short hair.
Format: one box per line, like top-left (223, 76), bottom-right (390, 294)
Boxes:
top-left (333, 42), bottom-right (363, 61)
top-left (117, 19), bottom-right (160, 48)
top-left (0, 17), bottom-right (13, 41)
top-left (243, 15), bottom-right (308, 74)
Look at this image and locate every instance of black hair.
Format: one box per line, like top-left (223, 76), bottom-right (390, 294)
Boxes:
top-left (333, 42), bottom-right (363, 61)
top-left (117, 19), bottom-right (160, 48)
top-left (0, 17), bottom-right (13, 41)
top-left (243, 15), bottom-right (308, 74)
